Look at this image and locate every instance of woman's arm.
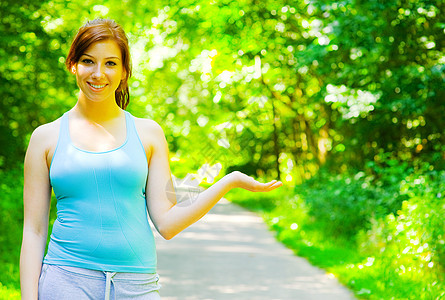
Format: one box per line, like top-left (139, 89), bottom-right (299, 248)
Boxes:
top-left (141, 120), bottom-right (282, 240)
top-left (20, 125), bottom-right (52, 300)
top-left (153, 171), bottom-right (280, 240)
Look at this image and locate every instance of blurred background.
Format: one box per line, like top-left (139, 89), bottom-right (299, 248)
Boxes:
top-left (1, 0), bottom-right (443, 299)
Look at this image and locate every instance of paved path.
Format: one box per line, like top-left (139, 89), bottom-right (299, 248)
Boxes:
top-left (154, 199), bottom-right (356, 300)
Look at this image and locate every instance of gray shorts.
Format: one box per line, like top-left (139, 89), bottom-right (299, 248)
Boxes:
top-left (38, 264), bottom-right (161, 300)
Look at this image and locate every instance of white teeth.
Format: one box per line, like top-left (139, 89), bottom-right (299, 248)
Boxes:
top-left (89, 83), bottom-right (106, 89)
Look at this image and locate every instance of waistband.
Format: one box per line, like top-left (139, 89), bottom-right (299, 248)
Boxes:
top-left (50, 264), bottom-right (159, 281)
top-left (44, 264), bottom-right (160, 300)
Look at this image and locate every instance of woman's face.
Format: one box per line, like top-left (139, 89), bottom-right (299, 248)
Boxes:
top-left (73, 39), bottom-right (126, 103)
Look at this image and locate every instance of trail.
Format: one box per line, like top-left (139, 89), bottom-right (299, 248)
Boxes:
top-left (154, 199), bottom-right (356, 300)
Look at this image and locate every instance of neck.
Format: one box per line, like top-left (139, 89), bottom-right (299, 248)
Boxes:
top-left (73, 92), bottom-right (123, 122)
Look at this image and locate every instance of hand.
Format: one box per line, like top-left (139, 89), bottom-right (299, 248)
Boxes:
top-left (229, 171), bottom-right (283, 192)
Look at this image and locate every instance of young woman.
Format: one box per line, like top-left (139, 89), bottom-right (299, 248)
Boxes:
top-left (20, 19), bottom-right (282, 300)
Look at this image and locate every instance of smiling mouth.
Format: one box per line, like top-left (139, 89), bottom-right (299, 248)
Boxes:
top-left (88, 82), bottom-right (107, 89)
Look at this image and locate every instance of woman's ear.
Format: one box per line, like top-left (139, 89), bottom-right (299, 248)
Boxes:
top-left (70, 64), bottom-right (76, 74)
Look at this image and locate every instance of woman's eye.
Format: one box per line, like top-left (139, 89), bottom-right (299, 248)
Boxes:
top-left (106, 61), bottom-right (117, 66)
top-left (81, 59), bottom-right (93, 64)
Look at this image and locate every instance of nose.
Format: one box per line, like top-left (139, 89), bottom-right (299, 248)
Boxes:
top-left (92, 63), bottom-right (105, 79)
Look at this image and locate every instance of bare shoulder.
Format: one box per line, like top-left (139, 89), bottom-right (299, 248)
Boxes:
top-left (133, 117), bottom-right (168, 160)
top-left (133, 117), bottom-right (166, 142)
top-left (26, 117), bottom-right (62, 169)
top-left (28, 118), bottom-right (61, 149)
top-left (133, 117), bottom-right (164, 134)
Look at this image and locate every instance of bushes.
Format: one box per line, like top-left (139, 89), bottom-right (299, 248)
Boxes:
top-left (295, 172), bottom-right (381, 238)
top-left (354, 171), bottom-right (445, 298)
top-left (362, 170), bottom-right (445, 268)
top-left (295, 158), bottom-right (414, 240)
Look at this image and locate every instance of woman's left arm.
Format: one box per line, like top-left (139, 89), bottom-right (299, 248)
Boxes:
top-left (139, 119), bottom-right (281, 240)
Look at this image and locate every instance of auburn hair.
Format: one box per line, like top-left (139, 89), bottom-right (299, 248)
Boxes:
top-left (66, 19), bottom-right (132, 109)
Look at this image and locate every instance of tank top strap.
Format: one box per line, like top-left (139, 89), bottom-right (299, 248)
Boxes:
top-left (57, 112), bottom-right (71, 148)
top-left (124, 111), bottom-right (140, 143)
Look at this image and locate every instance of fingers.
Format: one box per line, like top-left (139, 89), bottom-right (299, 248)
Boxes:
top-left (254, 179), bottom-right (282, 192)
top-left (266, 180), bottom-right (282, 191)
top-left (237, 174), bottom-right (283, 192)
top-left (266, 180), bottom-right (282, 187)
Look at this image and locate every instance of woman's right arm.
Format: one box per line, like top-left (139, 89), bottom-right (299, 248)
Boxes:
top-left (20, 125), bottom-right (52, 300)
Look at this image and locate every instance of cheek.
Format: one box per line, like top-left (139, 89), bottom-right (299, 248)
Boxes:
top-left (108, 69), bottom-right (124, 82)
top-left (76, 65), bottom-right (90, 77)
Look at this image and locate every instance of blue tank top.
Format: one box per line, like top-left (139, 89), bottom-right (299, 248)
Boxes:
top-left (44, 111), bottom-right (156, 273)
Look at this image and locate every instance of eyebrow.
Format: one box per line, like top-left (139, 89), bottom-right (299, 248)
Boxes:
top-left (82, 53), bottom-right (121, 60)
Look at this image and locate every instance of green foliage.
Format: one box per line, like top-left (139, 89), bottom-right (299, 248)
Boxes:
top-left (355, 171), bottom-right (445, 298)
top-left (312, 0), bottom-right (445, 170)
top-left (0, 285), bottom-right (20, 300)
top-left (294, 166), bottom-right (408, 239)
top-left (296, 172), bottom-right (380, 238)
top-left (294, 155), bottom-right (438, 241)
top-left (0, 167), bottom-right (23, 297)
top-left (1, 0), bottom-right (444, 178)
top-left (0, 0), bottom-right (75, 169)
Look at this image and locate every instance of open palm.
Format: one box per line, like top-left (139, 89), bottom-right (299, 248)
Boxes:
top-left (231, 171), bottom-right (283, 192)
